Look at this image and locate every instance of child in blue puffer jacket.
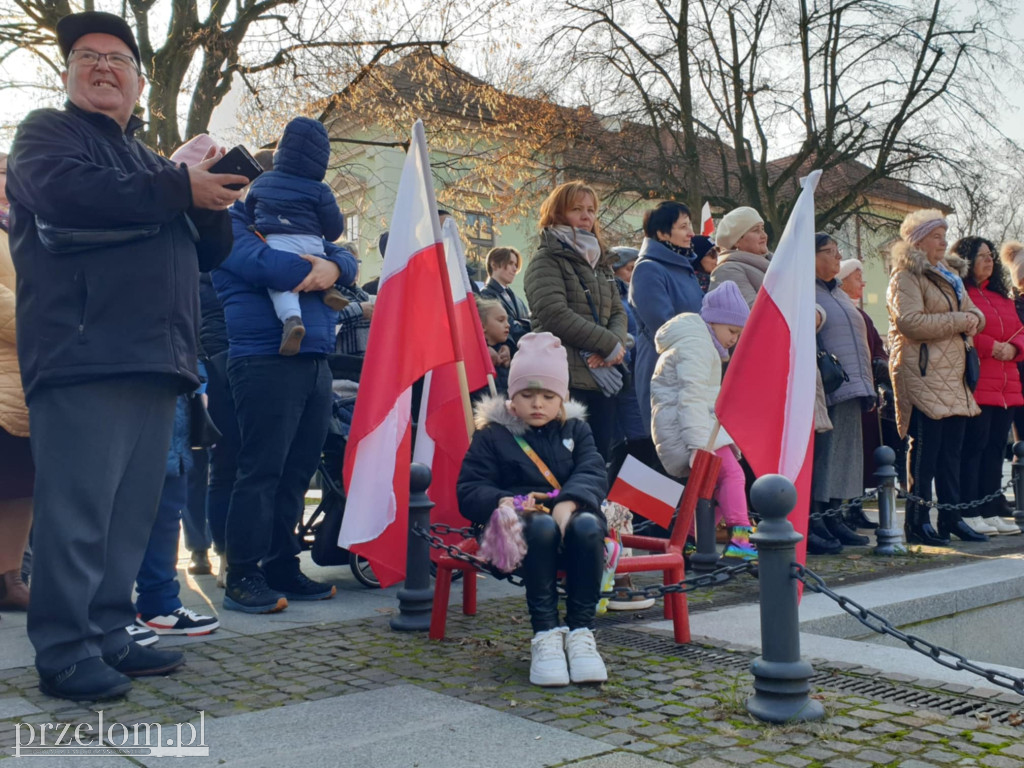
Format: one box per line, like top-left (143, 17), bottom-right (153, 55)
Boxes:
top-left (245, 116), bottom-right (347, 355)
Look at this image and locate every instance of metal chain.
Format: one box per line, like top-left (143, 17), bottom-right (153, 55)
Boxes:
top-left (808, 476), bottom-right (1014, 520)
top-left (896, 478), bottom-right (1014, 513)
top-left (428, 523), bottom-right (478, 538)
top-left (612, 560), bottom-right (758, 599)
top-left (811, 491), bottom-right (880, 521)
top-left (413, 524), bottom-right (525, 586)
top-left (793, 563), bottom-right (1024, 697)
top-left (412, 524), bottom-right (757, 597)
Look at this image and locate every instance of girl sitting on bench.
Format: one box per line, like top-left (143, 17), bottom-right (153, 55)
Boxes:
top-left (457, 332), bottom-right (610, 687)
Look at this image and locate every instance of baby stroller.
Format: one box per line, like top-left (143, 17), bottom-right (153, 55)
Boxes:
top-left (295, 391), bottom-right (380, 588)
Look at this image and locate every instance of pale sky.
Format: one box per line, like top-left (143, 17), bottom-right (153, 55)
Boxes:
top-left (2, 2), bottom-right (1022, 154)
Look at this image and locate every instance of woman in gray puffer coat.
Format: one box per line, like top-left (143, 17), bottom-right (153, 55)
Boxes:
top-left (811, 234), bottom-right (875, 551)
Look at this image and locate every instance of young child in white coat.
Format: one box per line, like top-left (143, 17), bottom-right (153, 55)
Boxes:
top-left (650, 280), bottom-right (756, 560)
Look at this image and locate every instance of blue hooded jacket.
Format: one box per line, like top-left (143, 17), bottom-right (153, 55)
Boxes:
top-left (212, 201), bottom-right (358, 357)
top-left (628, 237), bottom-right (705, 434)
top-left (246, 117), bottom-right (344, 240)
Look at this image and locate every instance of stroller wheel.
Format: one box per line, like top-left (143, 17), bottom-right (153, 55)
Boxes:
top-left (350, 555), bottom-right (381, 589)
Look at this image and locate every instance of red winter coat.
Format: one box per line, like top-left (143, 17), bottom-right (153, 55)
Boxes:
top-left (967, 283), bottom-right (1024, 408)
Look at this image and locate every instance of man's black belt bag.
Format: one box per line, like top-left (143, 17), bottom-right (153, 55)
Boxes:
top-left (35, 213), bottom-right (202, 254)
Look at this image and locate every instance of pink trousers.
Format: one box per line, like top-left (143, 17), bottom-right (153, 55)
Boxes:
top-left (688, 446), bottom-right (750, 535)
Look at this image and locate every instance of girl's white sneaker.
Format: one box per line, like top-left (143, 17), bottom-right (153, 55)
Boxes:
top-left (566, 628), bottom-right (608, 683)
top-left (530, 627), bottom-right (569, 687)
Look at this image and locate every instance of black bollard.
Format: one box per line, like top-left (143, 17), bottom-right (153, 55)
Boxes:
top-left (1013, 443), bottom-right (1024, 530)
top-left (872, 446), bottom-right (906, 556)
top-left (390, 463), bottom-right (436, 632)
top-left (746, 475), bottom-right (825, 724)
top-left (690, 496), bottom-right (719, 573)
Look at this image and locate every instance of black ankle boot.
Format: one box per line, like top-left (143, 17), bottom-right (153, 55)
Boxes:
top-left (825, 501), bottom-right (870, 545)
top-left (904, 503), bottom-right (950, 546)
top-left (845, 504), bottom-right (878, 530)
top-left (808, 515), bottom-right (843, 554)
top-left (937, 513), bottom-right (988, 543)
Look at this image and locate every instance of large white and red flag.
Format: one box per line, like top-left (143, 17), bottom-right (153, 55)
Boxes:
top-left (413, 217), bottom-right (496, 545)
top-left (715, 170), bottom-right (822, 567)
top-left (340, 121), bottom-right (457, 587)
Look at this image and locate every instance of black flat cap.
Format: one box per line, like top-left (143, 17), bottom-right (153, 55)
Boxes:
top-left (56, 11), bottom-right (141, 66)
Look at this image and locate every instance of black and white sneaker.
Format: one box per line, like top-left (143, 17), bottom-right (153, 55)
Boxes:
top-left (125, 624), bottom-right (159, 647)
top-left (137, 608), bottom-right (220, 636)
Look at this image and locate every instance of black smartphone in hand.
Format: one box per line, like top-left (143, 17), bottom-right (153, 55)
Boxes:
top-left (209, 145), bottom-right (264, 190)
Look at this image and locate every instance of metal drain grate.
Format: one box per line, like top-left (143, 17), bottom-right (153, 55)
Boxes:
top-left (598, 628), bottom-right (1024, 726)
top-left (598, 628), bottom-right (753, 671)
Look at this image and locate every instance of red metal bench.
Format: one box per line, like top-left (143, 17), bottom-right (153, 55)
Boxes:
top-left (428, 449), bottom-right (722, 644)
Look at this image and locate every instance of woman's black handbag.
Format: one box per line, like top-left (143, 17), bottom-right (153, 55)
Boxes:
top-left (189, 394), bottom-right (223, 449)
top-left (963, 334), bottom-right (980, 392)
top-left (817, 335), bottom-right (850, 394)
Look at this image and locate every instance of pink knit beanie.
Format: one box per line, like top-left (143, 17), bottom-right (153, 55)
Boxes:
top-left (508, 332), bottom-right (570, 400)
top-left (700, 281), bottom-right (750, 327)
top-left (170, 134), bottom-right (220, 167)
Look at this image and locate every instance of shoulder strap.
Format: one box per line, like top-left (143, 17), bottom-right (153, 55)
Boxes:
top-left (513, 435), bottom-right (562, 490)
top-left (567, 262), bottom-right (601, 324)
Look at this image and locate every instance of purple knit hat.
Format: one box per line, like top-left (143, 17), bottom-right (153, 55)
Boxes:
top-left (700, 281), bottom-right (750, 327)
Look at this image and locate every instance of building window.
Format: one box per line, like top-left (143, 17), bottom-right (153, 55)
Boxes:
top-left (465, 212), bottom-right (494, 246)
top-left (345, 213), bottom-right (360, 242)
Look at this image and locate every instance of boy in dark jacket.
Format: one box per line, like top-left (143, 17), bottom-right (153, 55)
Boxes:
top-left (457, 333), bottom-right (610, 688)
top-left (245, 116), bottom-right (347, 355)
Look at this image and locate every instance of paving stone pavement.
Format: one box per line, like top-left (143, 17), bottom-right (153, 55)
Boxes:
top-left (1, 525), bottom-right (1023, 766)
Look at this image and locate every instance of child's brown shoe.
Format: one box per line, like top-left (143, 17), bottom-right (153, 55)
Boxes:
top-left (322, 288), bottom-right (350, 311)
top-left (279, 316), bottom-right (305, 356)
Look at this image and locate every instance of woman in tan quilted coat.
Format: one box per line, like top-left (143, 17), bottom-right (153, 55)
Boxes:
top-left (887, 208), bottom-right (986, 547)
top-left (523, 181), bottom-right (629, 462)
top-left (0, 151), bottom-right (32, 613)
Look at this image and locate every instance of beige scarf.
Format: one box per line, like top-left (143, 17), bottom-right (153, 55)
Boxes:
top-left (549, 225), bottom-right (601, 268)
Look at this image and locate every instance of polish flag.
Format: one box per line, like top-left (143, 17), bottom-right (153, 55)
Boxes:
top-left (700, 202), bottom-right (714, 237)
top-left (340, 121), bottom-right (457, 587)
top-left (608, 455), bottom-right (685, 528)
top-left (715, 170), bottom-right (822, 568)
top-left (414, 217), bottom-right (496, 545)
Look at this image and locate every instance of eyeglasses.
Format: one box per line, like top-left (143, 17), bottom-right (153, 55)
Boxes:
top-left (69, 49), bottom-right (138, 73)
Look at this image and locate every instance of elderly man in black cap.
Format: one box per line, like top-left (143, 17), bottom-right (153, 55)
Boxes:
top-left (6, 11), bottom-right (248, 701)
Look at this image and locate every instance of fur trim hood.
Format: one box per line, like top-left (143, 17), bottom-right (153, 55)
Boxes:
top-left (890, 241), bottom-right (968, 278)
top-left (472, 393), bottom-right (587, 435)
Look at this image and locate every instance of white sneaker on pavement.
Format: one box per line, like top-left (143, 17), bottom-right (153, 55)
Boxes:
top-left (566, 627), bottom-right (608, 684)
top-left (530, 627), bottom-right (569, 687)
top-left (137, 607), bottom-right (219, 636)
top-left (126, 624), bottom-right (158, 647)
top-left (964, 516), bottom-right (998, 535)
top-left (983, 516), bottom-right (1022, 535)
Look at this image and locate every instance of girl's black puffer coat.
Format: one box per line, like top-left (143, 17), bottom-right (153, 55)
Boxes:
top-left (457, 395), bottom-right (608, 526)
